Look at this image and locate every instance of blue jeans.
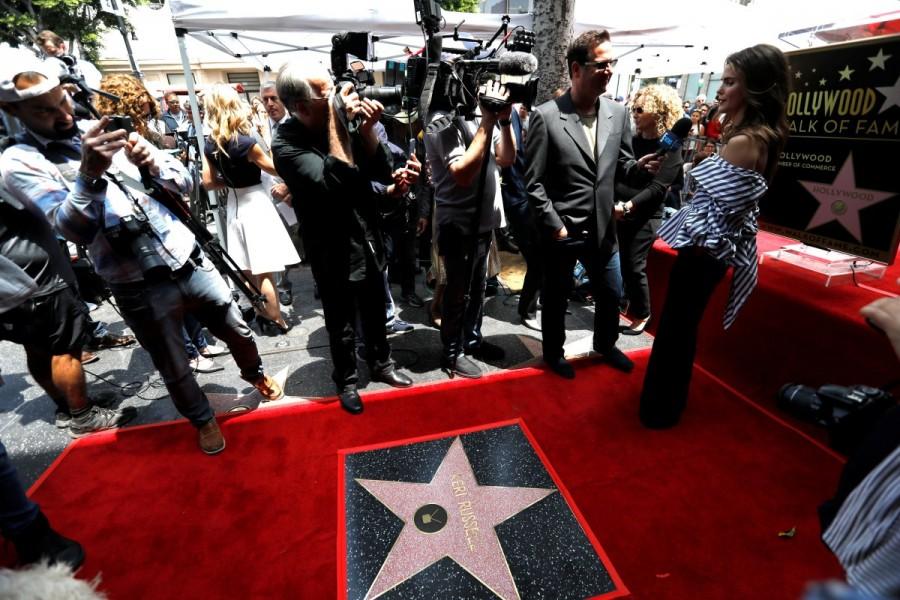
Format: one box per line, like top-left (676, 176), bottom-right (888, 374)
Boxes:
top-left (540, 235), bottom-right (623, 361)
top-left (110, 251), bottom-right (264, 427)
top-left (0, 438), bottom-right (38, 538)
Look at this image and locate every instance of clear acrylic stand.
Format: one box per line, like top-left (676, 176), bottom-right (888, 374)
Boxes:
top-left (760, 243), bottom-right (887, 287)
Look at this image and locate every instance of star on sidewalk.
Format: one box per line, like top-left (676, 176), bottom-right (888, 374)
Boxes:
top-left (838, 65), bottom-right (854, 81)
top-left (868, 48), bottom-right (891, 71)
top-left (800, 153), bottom-right (896, 242)
top-left (356, 437), bottom-right (556, 600)
top-left (876, 75), bottom-right (900, 114)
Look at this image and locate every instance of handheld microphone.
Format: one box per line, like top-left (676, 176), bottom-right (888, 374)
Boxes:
top-left (655, 117), bottom-right (692, 157)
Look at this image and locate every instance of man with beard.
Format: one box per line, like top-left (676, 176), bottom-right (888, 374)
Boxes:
top-left (0, 51), bottom-right (284, 454)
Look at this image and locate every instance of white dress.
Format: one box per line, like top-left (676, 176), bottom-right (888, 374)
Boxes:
top-left (206, 135), bottom-right (300, 275)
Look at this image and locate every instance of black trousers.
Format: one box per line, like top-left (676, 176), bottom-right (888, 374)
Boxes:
top-left (312, 258), bottom-right (391, 391)
top-left (383, 208), bottom-right (417, 296)
top-left (439, 227), bottom-right (491, 361)
top-left (540, 234), bottom-right (623, 362)
top-left (504, 198), bottom-right (542, 317)
top-left (640, 249), bottom-right (728, 428)
top-left (617, 215), bottom-right (661, 320)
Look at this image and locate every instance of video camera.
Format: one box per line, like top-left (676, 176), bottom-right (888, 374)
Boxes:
top-left (408, 0), bottom-right (539, 119)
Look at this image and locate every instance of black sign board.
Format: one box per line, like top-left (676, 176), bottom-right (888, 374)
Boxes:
top-left (761, 34), bottom-right (900, 263)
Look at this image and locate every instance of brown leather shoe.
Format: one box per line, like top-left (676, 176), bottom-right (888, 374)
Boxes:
top-left (252, 375), bottom-right (284, 402)
top-left (198, 419), bottom-right (225, 455)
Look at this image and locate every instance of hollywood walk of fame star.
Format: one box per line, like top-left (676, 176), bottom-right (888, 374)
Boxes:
top-left (800, 153), bottom-right (896, 242)
top-left (355, 437), bottom-right (556, 600)
top-left (876, 75), bottom-right (900, 114)
top-left (838, 65), bottom-right (854, 81)
top-left (868, 48), bottom-right (891, 71)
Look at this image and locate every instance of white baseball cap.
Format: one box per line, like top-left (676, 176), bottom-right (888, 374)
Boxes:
top-left (0, 48), bottom-right (62, 103)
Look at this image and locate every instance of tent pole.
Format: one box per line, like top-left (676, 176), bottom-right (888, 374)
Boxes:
top-left (175, 28), bottom-right (224, 247)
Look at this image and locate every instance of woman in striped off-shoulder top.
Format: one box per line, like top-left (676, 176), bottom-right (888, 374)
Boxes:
top-left (639, 44), bottom-right (790, 429)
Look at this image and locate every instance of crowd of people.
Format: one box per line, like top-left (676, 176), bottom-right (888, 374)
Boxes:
top-left (0, 26), bottom-right (896, 598)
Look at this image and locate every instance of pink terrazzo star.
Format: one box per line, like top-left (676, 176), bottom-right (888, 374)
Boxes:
top-left (356, 437), bottom-right (556, 600)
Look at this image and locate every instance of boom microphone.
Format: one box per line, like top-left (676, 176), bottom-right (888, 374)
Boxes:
top-left (498, 51), bottom-right (538, 76)
top-left (655, 117), bottom-right (692, 156)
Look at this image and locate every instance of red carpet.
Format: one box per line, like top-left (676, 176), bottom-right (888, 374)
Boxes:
top-left (15, 350), bottom-right (843, 599)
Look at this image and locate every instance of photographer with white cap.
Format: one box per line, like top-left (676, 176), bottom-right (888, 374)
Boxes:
top-left (0, 50), bottom-right (284, 455)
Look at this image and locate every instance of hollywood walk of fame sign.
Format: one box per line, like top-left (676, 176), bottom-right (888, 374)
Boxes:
top-left (760, 34), bottom-right (900, 263)
top-left (338, 420), bottom-right (627, 600)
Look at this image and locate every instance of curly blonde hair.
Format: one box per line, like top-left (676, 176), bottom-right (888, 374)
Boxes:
top-left (94, 74), bottom-right (159, 139)
top-left (631, 84), bottom-right (684, 137)
top-left (205, 83), bottom-right (253, 156)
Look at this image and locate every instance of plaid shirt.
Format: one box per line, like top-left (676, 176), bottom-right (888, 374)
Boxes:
top-left (0, 123), bottom-right (195, 284)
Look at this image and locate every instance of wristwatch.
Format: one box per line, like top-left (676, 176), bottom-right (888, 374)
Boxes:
top-left (77, 171), bottom-right (107, 192)
top-left (498, 119), bottom-right (512, 127)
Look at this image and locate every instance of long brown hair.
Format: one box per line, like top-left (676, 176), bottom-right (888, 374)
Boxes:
top-left (721, 44), bottom-right (790, 181)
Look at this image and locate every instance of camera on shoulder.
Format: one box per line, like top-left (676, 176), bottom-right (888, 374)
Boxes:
top-left (105, 214), bottom-right (170, 280)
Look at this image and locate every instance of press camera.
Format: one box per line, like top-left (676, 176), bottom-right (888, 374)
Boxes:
top-left (777, 383), bottom-right (895, 454)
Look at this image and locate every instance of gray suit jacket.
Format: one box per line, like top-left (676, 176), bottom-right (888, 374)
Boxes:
top-left (526, 90), bottom-right (642, 251)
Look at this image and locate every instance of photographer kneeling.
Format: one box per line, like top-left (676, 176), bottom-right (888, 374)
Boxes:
top-left (271, 62), bottom-right (413, 415)
top-left (0, 54), bottom-right (283, 455)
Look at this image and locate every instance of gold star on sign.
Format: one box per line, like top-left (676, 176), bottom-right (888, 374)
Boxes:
top-left (819, 78), bottom-right (827, 86)
top-left (868, 49), bottom-right (891, 71)
top-left (795, 71), bottom-right (803, 79)
top-left (838, 65), bottom-right (854, 81)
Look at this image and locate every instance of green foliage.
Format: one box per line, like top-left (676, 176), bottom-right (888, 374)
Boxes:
top-left (0, 0), bottom-right (147, 62)
top-left (439, 0), bottom-right (479, 13)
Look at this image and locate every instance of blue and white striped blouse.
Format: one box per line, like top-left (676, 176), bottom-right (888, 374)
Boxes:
top-left (657, 154), bottom-right (769, 329)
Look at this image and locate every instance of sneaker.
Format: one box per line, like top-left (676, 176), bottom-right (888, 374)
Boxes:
top-left (198, 419), bottom-right (226, 455)
top-left (190, 356), bottom-right (224, 373)
top-left (68, 405), bottom-right (138, 439)
top-left (401, 292), bottom-right (425, 308)
top-left (441, 355), bottom-right (482, 379)
top-left (80, 350), bottom-right (99, 365)
top-left (86, 333), bottom-right (136, 351)
top-left (55, 392), bottom-right (119, 428)
top-left (199, 344), bottom-right (229, 358)
top-left (465, 340), bottom-right (505, 361)
top-left (10, 511), bottom-right (84, 569)
top-left (386, 319), bottom-right (414, 334)
top-left (251, 375), bottom-right (284, 402)
top-left (594, 346), bottom-right (635, 373)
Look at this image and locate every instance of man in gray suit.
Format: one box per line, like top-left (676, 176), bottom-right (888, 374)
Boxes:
top-left (526, 30), bottom-right (659, 379)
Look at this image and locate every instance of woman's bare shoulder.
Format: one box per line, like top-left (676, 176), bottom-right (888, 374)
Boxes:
top-left (719, 134), bottom-right (764, 172)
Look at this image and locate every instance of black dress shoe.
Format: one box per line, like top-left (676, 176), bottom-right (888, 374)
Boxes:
top-left (441, 355), bottom-right (482, 379)
top-left (595, 346), bottom-right (635, 373)
top-left (338, 387), bottom-right (363, 414)
top-left (465, 340), bottom-right (505, 361)
top-left (545, 356), bottom-right (575, 379)
top-left (372, 365), bottom-right (413, 388)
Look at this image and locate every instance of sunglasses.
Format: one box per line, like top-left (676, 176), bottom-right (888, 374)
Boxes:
top-left (582, 59), bottom-right (618, 71)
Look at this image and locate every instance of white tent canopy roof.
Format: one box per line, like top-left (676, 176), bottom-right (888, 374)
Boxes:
top-left (166, 0), bottom-right (900, 78)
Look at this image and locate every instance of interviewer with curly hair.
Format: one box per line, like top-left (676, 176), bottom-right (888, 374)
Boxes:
top-left (614, 84), bottom-right (685, 335)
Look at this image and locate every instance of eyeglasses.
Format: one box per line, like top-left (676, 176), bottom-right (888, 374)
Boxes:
top-left (631, 106), bottom-right (644, 114)
top-left (583, 59), bottom-right (618, 71)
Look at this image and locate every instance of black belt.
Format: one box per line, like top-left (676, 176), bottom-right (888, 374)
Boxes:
top-left (170, 245), bottom-right (203, 279)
